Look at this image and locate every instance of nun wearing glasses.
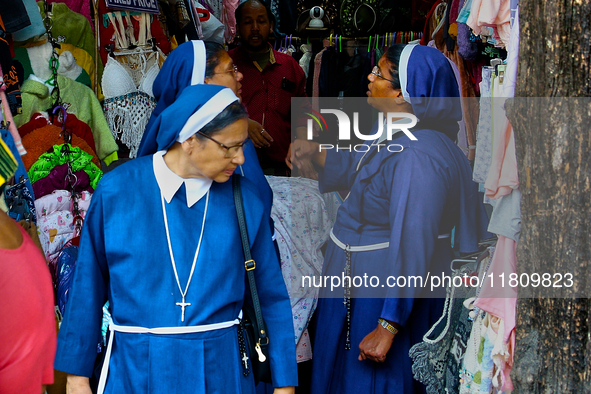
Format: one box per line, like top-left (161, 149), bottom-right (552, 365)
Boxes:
top-left (289, 44), bottom-right (489, 393)
top-left (54, 84), bottom-right (297, 394)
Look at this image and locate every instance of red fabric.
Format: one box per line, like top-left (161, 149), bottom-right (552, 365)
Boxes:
top-left (18, 112), bottom-right (97, 155)
top-left (228, 44), bottom-right (309, 167)
top-left (21, 125), bottom-right (100, 170)
top-left (421, 0), bottom-right (443, 45)
top-left (98, 1), bottom-right (171, 66)
top-left (0, 224), bottom-right (56, 392)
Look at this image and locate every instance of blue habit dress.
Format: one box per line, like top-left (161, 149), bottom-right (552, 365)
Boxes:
top-left (309, 128), bottom-right (489, 394)
top-left (54, 155), bottom-right (297, 393)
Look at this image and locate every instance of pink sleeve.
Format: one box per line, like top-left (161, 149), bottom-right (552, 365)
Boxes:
top-left (473, 235), bottom-right (517, 343)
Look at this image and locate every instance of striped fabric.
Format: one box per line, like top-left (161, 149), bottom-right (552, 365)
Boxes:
top-left (0, 134), bottom-right (18, 188)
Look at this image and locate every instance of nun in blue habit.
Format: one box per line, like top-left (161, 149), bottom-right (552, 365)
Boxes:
top-left (136, 40), bottom-right (273, 225)
top-left (54, 84), bottom-right (298, 394)
top-left (289, 45), bottom-right (490, 393)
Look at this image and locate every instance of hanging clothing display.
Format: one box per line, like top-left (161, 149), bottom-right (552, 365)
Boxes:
top-left (0, 1), bottom-right (531, 393)
top-left (15, 75), bottom-right (118, 161)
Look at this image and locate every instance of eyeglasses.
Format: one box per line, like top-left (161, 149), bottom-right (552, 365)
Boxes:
top-left (214, 64), bottom-right (239, 76)
top-left (371, 66), bottom-right (397, 84)
top-left (197, 131), bottom-right (249, 158)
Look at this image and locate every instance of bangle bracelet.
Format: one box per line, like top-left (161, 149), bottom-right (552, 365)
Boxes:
top-left (378, 318), bottom-right (398, 335)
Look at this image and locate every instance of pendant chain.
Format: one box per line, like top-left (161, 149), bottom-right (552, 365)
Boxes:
top-left (161, 190), bottom-right (209, 321)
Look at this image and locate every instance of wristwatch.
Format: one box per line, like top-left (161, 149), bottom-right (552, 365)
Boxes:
top-left (378, 318), bottom-right (398, 335)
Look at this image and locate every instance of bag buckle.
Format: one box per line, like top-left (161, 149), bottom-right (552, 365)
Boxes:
top-left (245, 259), bottom-right (256, 271)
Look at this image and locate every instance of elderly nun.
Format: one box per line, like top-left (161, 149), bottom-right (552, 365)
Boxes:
top-left (55, 84), bottom-right (297, 394)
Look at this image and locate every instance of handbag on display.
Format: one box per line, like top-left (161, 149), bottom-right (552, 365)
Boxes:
top-left (233, 175), bottom-right (272, 385)
top-left (408, 262), bottom-right (477, 394)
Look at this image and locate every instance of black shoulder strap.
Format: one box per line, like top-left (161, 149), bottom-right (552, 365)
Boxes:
top-left (232, 175), bottom-right (268, 343)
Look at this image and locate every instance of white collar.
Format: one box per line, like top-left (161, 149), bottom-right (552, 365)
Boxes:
top-left (153, 151), bottom-right (212, 208)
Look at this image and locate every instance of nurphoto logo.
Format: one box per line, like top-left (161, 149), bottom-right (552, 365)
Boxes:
top-left (305, 110), bottom-right (419, 152)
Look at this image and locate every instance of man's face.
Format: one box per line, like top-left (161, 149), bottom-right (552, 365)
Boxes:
top-left (238, 1), bottom-right (272, 52)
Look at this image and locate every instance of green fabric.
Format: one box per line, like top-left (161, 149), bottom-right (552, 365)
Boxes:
top-left (35, 1), bottom-right (103, 83)
top-left (0, 137), bottom-right (18, 188)
top-left (14, 75), bottom-right (118, 160)
top-left (28, 144), bottom-right (103, 189)
top-left (13, 46), bottom-right (92, 89)
top-left (13, 47), bottom-right (34, 81)
top-left (251, 50), bottom-right (271, 70)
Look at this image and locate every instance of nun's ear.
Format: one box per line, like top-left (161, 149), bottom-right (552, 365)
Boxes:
top-left (181, 135), bottom-right (197, 154)
top-left (393, 89), bottom-right (406, 104)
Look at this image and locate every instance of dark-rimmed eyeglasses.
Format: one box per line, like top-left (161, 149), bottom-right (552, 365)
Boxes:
top-left (371, 66), bottom-right (397, 84)
top-left (197, 131), bottom-right (249, 158)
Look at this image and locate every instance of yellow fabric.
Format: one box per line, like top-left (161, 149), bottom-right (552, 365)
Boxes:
top-left (103, 151), bottom-right (119, 167)
top-left (0, 136), bottom-right (18, 188)
top-left (170, 36), bottom-right (179, 50)
top-left (56, 44), bottom-right (104, 101)
top-left (0, 194), bottom-right (7, 213)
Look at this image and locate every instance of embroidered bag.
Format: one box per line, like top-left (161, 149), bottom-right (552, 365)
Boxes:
top-left (408, 263), bottom-right (476, 394)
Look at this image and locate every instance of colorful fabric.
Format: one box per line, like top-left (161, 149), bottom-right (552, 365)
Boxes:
top-left (35, 189), bottom-right (91, 218)
top-left (47, 0), bottom-right (93, 31)
top-left (268, 176), bottom-right (340, 345)
top-left (0, 39), bottom-right (23, 115)
top-left (21, 125), bottom-right (99, 170)
top-left (18, 112), bottom-right (97, 153)
top-left (37, 205), bottom-right (89, 263)
top-left (32, 163), bottom-right (94, 199)
top-left (13, 44), bottom-right (92, 89)
top-left (0, 127), bottom-right (34, 200)
top-left (0, 88), bottom-right (26, 155)
top-left (10, 0), bottom-right (45, 41)
top-left (36, 1), bottom-right (103, 81)
top-left (28, 144), bottom-right (102, 189)
top-left (0, 133), bottom-right (17, 188)
top-left (15, 75), bottom-right (118, 160)
top-left (4, 180), bottom-right (37, 224)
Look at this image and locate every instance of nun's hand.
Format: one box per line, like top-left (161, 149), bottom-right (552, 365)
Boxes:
top-left (66, 374), bottom-right (92, 394)
top-left (248, 118), bottom-right (273, 148)
top-left (358, 324), bottom-right (396, 363)
top-left (273, 387), bottom-right (295, 394)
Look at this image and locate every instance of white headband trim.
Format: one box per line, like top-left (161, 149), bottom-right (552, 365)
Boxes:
top-left (177, 89), bottom-right (240, 143)
top-left (399, 44), bottom-right (417, 103)
top-left (191, 40), bottom-right (206, 85)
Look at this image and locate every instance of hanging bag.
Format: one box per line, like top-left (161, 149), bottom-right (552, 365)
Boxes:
top-left (408, 262), bottom-right (476, 394)
top-left (233, 175), bottom-right (272, 385)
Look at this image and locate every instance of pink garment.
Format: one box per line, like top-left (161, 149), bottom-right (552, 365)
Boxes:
top-left (48, 0), bottom-right (94, 32)
top-left (222, 0), bottom-right (239, 42)
top-left (296, 329), bottom-right (313, 363)
top-left (473, 236), bottom-right (516, 343)
top-left (312, 48), bottom-right (327, 103)
top-left (473, 235), bottom-right (516, 391)
top-left (0, 88), bottom-right (26, 156)
top-left (484, 74), bottom-right (518, 199)
top-left (35, 190), bottom-right (92, 219)
top-left (467, 0), bottom-right (511, 46)
top-left (0, 224), bottom-right (56, 392)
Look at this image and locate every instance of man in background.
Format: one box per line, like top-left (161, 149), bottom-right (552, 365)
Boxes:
top-left (229, 0), bottom-right (314, 177)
